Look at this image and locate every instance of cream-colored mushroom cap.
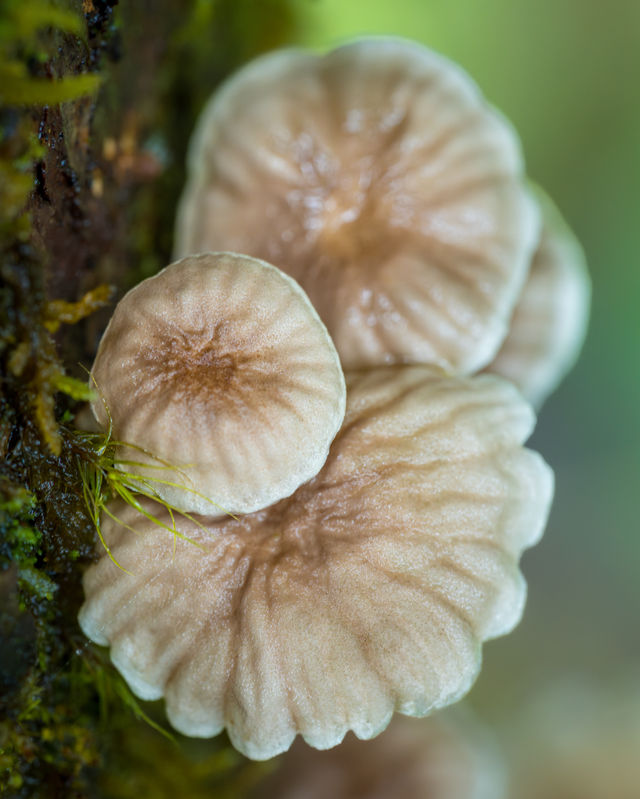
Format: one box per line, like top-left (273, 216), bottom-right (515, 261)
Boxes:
top-left (90, 252), bottom-right (346, 515)
top-left (253, 711), bottom-right (506, 799)
top-left (487, 187), bottom-right (590, 407)
top-left (175, 38), bottom-right (539, 373)
top-left (80, 366), bottom-right (552, 760)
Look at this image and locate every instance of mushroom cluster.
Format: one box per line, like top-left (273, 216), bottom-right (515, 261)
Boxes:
top-left (80, 366), bottom-right (551, 758)
top-left (175, 38), bottom-right (539, 376)
top-left (79, 36), bottom-right (588, 761)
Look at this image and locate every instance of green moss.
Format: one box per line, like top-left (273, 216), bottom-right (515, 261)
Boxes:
top-left (0, 485), bottom-right (39, 563)
top-left (1, 1), bottom-right (317, 795)
top-left (98, 722), bottom-right (274, 799)
top-left (0, 0), bottom-right (101, 106)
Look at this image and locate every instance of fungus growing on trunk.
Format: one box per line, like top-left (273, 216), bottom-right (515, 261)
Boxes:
top-left (174, 38), bottom-right (539, 374)
top-left (90, 252), bottom-right (346, 515)
top-left (79, 366), bottom-right (552, 760)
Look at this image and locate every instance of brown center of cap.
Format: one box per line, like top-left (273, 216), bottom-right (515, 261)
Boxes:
top-left (90, 251), bottom-right (347, 516)
top-left (134, 321), bottom-right (250, 409)
top-left (282, 123), bottom-right (413, 265)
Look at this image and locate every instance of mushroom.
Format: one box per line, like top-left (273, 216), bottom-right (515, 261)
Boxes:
top-left (252, 710), bottom-right (506, 799)
top-left (174, 38), bottom-right (539, 374)
top-left (79, 365), bottom-right (553, 760)
top-left (90, 252), bottom-right (346, 515)
top-left (486, 187), bottom-right (590, 407)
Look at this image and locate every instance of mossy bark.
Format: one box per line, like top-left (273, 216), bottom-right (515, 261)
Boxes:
top-left (0, 2), bottom-right (304, 796)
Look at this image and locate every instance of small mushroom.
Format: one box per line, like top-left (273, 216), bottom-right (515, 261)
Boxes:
top-left (486, 187), bottom-right (590, 407)
top-left (90, 252), bottom-right (346, 515)
top-left (175, 38), bottom-right (539, 374)
top-left (79, 366), bottom-right (553, 760)
top-left (253, 711), bottom-right (506, 799)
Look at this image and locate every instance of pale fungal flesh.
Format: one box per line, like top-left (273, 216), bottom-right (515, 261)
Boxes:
top-left (174, 38), bottom-right (539, 373)
top-left (253, 711), bottom-right (507, 799)
top-left (90, 252), bottom-right (346, 515)
top-left (487, 188), bottom-right (590, 407)
top-left (79, 366), bottom-right (553, 760)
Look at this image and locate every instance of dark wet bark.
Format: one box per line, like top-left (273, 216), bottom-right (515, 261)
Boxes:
top-left (0, 2), bottom-right (302, 795)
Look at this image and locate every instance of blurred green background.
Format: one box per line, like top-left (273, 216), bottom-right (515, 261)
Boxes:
top-left (288, 0), bottom-right (640, 706)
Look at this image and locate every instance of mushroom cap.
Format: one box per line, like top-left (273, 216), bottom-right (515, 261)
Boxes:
top-left (90, 252), bottom-right (346, 515)
top-left (486, 187), bottom-right (590, 407)
top-left (253, 711), bottom-right (506, 799)
top-left (175, 38), bottom-right (539, 373)
top-left (79, 366), bottom-right (553, 760)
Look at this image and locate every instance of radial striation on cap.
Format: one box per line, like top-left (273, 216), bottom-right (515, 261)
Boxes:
top-left (90, 252), bottom-right (346, 515)
top-left (487, 187), bottom-right (590, 408)
top-left (175, 38), bottom-right (539, 374)
top-left (80, 366), bottom-right (553, 760)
